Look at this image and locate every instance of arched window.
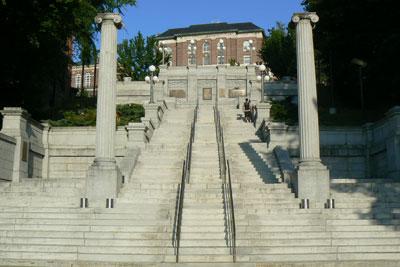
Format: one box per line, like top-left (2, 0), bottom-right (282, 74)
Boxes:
top-left (84, 72), bottom-right (92, 88)
top-left (75, 74), bottom-right (82, 88)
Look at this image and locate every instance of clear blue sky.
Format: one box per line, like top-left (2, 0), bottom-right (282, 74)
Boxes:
top-left (114, 0), bottom-right (304, 42)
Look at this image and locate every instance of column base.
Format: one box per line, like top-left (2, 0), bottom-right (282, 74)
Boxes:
top-left (85, 158), bottom-right (122, 208)
top-left (294, 161), bottom-right (330, 208)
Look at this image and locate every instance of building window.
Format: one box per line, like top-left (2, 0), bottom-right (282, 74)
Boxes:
top-left (203, 41), bottom-right (210, 53)
top-left (217, 40), bottom-right (225, 64)
top-left (243, 40), bottom-right (250, 51)
top-left (243, 55), bottom-right (251, 65)
top-left (75, 74), bottom-right (82, 88)
top-left (187, 40), bottom-right (197, 65)
top-left (203, 53), bottom-right (211, 65)
top-left (84, 73), bottom-right (92, 88)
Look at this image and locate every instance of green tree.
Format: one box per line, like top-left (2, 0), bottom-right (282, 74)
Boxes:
top-left (117, 32), bottom-right (164, 81)
top-left (302, 0), bottom-right (400, 111)
top-left (260, 22), bottom-right (296, 78)
top-left (0, 0), bottom-right (136, 120)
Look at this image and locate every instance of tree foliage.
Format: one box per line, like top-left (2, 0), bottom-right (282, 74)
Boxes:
top-left (302, 0), bottom-right (400, 111)
top-left (117, 32), bottom-right (165, 81)
top-left (0, 0), bottom-right (136, 120)
top-left (260, 22), bottom-right (296, 78)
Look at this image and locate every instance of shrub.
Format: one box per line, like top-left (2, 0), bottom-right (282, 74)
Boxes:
top-left (270, 98), bottom-right (298, 125)
top-left (48, 103), bottom-right (144, 127)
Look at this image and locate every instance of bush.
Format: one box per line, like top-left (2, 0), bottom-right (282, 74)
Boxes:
top-left (117, 104), bottom-right (144, 126)
top-left (48, 103), bottom-right (144, 127)
top-left (270, 98), bottom-right (298, 125)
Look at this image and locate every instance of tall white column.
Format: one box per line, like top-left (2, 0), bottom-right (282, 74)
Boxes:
top-left (95, 13), bottom-right (121, 160)
top-left (86, 13), bottom-right (123, 207)
top-left (292, 13), bottom-right (330, 207)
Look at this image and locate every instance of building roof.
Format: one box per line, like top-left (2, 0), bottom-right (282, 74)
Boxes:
top-left (156, 22), bottom-right (264, 40)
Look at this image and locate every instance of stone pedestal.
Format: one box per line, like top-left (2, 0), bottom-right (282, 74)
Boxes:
top-left (126, 122), bottom-right (147, 149)
top-left (256, 102), bottom-right (271, 129)
top-left (86, 13), bottom-right (122, 207)
top-left (0, 107), bottom-right (30, 182)
top-left (86, 158), bottom-right (122, 207)
top-left (144, 103), bottom-right (162, 128)
top-left (292, 12), bottom-right (330, 206)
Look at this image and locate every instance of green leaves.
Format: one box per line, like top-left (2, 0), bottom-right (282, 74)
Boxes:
top-left (0, 0), bottom-right (136, 120)
top-left (48, 103), bottom-right (144, 126)
top-left (117, 32), bottom-right (164, 81)
top-left (260, 22), bottom-right (296, 79)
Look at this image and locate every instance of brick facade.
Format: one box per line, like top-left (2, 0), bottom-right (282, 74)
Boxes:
top-left (70, 64), bottom-right (99, 94)
top-left (157, 22), bottom-right (265, 67)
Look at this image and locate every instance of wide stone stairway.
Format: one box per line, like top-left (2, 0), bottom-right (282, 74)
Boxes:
top-left (221, 106), bottom-right (400, 264)
top-left (0, 104), bottom-right (400, 266)
top-left (178, 105), bottom-right (231, 263)
top-left (0, 107), bottom-right (193, 265)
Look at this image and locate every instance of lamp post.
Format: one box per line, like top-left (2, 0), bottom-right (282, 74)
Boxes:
top-left (217, 39), bottom-right (226, 64)
top-left (351, 58), bottom-right (367, 119)
top-left (188, 39), bottom-right (197, 65)
top-left (257, 64), bottom-right (272, 103)
top-left (145, 65), bottom-right (159, 104)
top-left (247, 40), bottom-right (256, 65)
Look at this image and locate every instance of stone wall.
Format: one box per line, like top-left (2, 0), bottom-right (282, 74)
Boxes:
top-left (47, 127), bottom-right (128, 179)
top-left (0, 108), bottom-right (45, 181)
top-left (0, 133), bottom-right (16, 181)
top-left (158, 65), bottom-right (259, 104)
top-left (27, 120), bottom-right (45, 178)
top-left (116, 80), bottom-right (150, 105)
top-left (266, 106), bottom-right (400, 179)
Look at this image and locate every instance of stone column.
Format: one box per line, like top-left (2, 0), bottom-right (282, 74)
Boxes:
top-left (86, 13), bottom-right (123, 207)
top-left (292, 12), bottom-right (330, 207)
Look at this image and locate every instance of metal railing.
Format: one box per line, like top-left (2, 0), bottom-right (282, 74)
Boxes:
top-left (214, 106), bottom-right (236, 262)
top-left (173, 104), bottom-right (198, 262)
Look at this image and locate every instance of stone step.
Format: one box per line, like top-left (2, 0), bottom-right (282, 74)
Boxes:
top-left (181, 219), bottom-right (225, 226)
top-left (178, 247), bottom-right (230, 255)
top-left (174, 254), bottom-right (233, 263)
top-left (237, 246), bottom-right (337, 255)
top-left (181, 225), bottom-right (225, 233)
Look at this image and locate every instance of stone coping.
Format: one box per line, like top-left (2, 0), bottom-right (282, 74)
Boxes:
top-left (0, 132), bottom-right (16, 144)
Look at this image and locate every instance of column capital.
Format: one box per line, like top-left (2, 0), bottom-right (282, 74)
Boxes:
top-left (95, 13), bottom-right (123, 29)
top-left (292, 12), bottom-right (319, 24)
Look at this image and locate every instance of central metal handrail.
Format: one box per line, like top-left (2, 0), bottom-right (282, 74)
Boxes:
top-left (173, 104), bottom-right (198, 262)
top-left (214, 106), bottom-right (236, 262)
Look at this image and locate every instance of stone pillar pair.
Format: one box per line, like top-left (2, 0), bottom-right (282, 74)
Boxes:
top-left (85, 13), bottom-right (123, 207)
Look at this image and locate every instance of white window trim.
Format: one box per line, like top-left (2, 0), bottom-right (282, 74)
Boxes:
top-left (84, 73), bottom-right (91, 87)
top-left (75, 74), bottom-right (82, 88)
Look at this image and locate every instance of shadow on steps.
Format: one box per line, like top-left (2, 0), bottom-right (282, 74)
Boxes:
top-left (238, 142), bottom-right (279, 184)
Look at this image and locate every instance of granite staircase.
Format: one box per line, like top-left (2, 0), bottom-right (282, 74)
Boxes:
top-left (177, 105), bottom-right (231, 263)
top-left (0, 107), bottom-right (193, 265)
top-left (221, 106), bottom-right (400, 264)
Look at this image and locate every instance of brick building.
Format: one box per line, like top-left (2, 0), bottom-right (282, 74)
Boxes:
top-left (156, 22), bottom-right (265, 67)
top-left (70, 63), bottom-right (99, 95)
